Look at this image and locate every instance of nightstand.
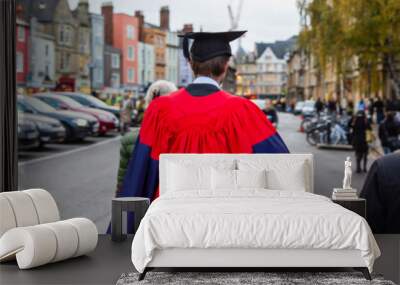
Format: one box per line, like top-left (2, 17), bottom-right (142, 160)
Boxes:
top-left (111, 197), bottom-right (150, 242)
top-left (332, 198), bottom-right (366, 218)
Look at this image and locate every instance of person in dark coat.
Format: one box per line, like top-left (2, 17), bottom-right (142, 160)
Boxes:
top-left (315, 97), bottom-right (324, 117)
top-left (351, 110), bottom-right (371, 172)
top-left (360, 152), bottom-right (400, 233)
top-left (263, 99), bottom-right (278, 128)
top-left (378, 112), bottom-right (400, 154)
top-left (373, 97), bottom-right (385, 124)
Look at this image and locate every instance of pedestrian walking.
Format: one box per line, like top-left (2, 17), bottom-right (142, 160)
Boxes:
top-left (351, 110), bottom-right (371, 173)
top-left (378, 112), bottom-right (400, 154)
top-left (357, 98), bottom-right (366, 112)
top-left (119, 93), bottom-right (134, 135)
top-left (263, 99), bottom-right (278, 128)
top-left (346, 99), bottom-right (354, 116)
top-left (115, 80), bottom-right (177, 197)
top-left (315, 97), bottom-right (324, 117)
top-left (373, 96), bottom-right (385, 124)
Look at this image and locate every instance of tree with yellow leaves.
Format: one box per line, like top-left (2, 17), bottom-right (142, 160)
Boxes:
top-left (299, 0), bottom-right (400, 99)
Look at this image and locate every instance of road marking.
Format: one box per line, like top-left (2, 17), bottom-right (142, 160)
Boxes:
top-left (19, 136), bottom-right (121, 167)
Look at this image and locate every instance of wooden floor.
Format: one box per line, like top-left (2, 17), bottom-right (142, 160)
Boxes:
top-left (1, 235), bottom-right (399, 285)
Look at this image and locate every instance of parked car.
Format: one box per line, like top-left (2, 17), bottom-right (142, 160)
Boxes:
top-left (58, 92), bottom-right (120, 119)
top-left (294, 101), bottom-right (305, 115)
top-left (18, 115), bottom-right (40, 150)
top-left (34, 93), bottom-right (119, 136)
top-left (19, 112), bottom-right (66, 146)
top-left (17, 95), bottom-right (98, 141)
top-left (302, 100), bottom-right (316, 117)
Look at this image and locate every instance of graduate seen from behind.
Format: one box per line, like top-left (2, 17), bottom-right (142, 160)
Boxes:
top-left (120, 31), bottom-right (289, 213)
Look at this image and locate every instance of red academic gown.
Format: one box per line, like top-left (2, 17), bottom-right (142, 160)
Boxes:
top-left (120, 83), bottom-right (289, 203)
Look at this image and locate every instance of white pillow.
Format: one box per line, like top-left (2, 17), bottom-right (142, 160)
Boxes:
top-left (211, 168), bottom-right (236, 190)
top-left (166, 159), bottom-right (236, 192)
top-left (211, 169), bottom-right (268, 190)
top-left (167, 162), bottom-right (210, 191)
top-left (238, 159), bottom-right (307, 191)
top-left (237, 169), bottom-right (267, 189)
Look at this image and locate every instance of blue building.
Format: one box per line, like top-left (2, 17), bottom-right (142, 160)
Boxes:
top-left (90, 13), bottom-right (104, 91)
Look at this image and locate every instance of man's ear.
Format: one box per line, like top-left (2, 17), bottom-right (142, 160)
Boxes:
top-left (224, 61), bottom-right (229, 73)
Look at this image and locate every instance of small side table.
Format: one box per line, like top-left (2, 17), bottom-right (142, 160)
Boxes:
top-left (332, 198), bottom-right (366, 219)
top-left (111, 197), bottom-right (150, 242)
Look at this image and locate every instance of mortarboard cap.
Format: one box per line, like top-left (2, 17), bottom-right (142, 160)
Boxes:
top-left (179, 31), bottom-right (247, 62)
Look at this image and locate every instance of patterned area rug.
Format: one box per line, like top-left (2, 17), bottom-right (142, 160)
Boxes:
top-left (116, 272), bottom-right (396, 285)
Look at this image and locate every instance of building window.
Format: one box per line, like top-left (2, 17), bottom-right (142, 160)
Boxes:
top-left (45, 44), bottom-right (49, 56)
top-left (126, 25), bottom-right (135, 39)
top-left (128, 68), bottom-right (135, 82)
top-left (17, 26), bottom-right (25, 42)
top-left (60, 52), bottom-right (70, 71)
top-left (111, 54), bottom-right (120, 68)
top-left (59, 25), bottom-right (72, 45)
top-left (16, 52), bottom-right (24, 73)
top-left (127, 46), bottom-right (135, 61)
top-left (111, 72), bottom-right (120, 88)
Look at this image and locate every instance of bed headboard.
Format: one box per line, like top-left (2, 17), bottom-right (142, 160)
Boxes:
top-left (159, 154), bottom-right (314, 194)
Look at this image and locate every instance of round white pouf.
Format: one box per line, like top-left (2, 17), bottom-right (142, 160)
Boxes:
top-left (0, 218), bottom-right (98, 269)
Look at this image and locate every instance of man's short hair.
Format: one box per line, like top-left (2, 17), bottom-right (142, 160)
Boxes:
top-left (190, 55), bottom-right (230, 78)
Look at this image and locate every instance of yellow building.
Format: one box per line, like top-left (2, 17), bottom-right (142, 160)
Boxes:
top-left (143, 23), bottom-right (166, 80)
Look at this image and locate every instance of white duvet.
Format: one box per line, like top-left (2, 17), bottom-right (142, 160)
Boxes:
top-left (131, 190), bottom-right (380, 273)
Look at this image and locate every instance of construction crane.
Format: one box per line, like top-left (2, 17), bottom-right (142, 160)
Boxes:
top-left (227, 0), bottom-right (243, 31)
top-left (227, 0), bottom-right (244, 49)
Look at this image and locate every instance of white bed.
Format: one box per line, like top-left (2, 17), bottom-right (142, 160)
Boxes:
top-left (131, 154), bottom-right (380, 280)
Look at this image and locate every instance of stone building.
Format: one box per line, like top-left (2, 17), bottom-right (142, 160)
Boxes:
top-left (236, 47), bottom-right (257, 97)
top-left (73, 0), bottom-right (92, 93)
top-left (28, 17), bottom-right (55, 89)
top-left (90, 13), bottom-right (104, 91)
top-left (286, 50), bottom-right (305, 102)
top-left (255, 43), bottom-right (291, 98)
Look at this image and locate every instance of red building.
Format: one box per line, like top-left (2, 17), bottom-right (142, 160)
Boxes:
top-left (16, 16), bottom-right (30, 87)
top-left (102, 3), bottom-right (139, 90)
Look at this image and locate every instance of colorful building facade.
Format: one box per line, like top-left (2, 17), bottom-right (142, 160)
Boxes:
top-left (138, 42), bottom-right (155, 87)
top-left (90, 13), bottom-right (104, 91)
top-left (28, 17), bottom-right (55, 89)
top-left (113, 14), bottom-right (139, 90)
top-left (166, 31), bottom-right (179, 86)
top-left (143, 23), bottom-right (166, 81)
top-left (16, 17), bottom-right (30, 87)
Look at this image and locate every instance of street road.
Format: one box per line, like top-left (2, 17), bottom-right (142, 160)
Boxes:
top-left (279, 112), bottom-right (370, 197)
top-left (18, 112), bottom-right (372, 233)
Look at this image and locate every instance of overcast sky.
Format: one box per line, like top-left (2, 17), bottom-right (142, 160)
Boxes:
top-left (69, 0), bottom-right (300, 52)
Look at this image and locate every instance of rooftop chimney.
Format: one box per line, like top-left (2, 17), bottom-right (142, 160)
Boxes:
top-left (101, 2), bottom-right (114, 45)
top-left (182, 24), bottom-right (193, 33)
top-left (135, 10), bottom-right (144, 42)
top-left (160, 6), bottom-right (169, 30)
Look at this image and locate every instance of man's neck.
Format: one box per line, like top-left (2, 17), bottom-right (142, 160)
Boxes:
top-left (192, 76), bottom-right (221, 89)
